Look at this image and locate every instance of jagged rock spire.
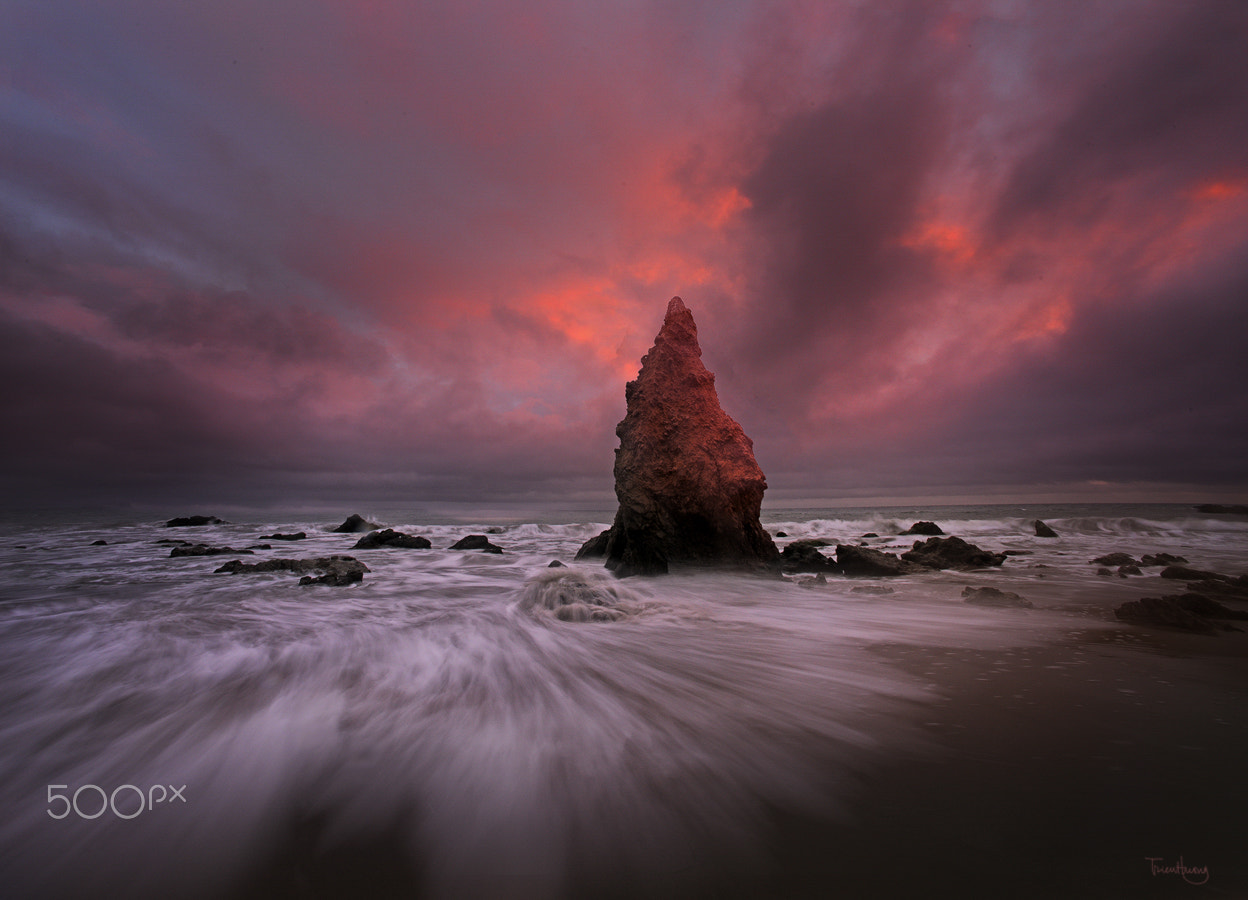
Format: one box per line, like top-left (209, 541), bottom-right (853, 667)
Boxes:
top-left (577, 296), bottom-right (779, 576)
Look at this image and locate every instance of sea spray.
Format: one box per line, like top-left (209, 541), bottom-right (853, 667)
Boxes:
top-left (514, 567), bottom-right (645, 622)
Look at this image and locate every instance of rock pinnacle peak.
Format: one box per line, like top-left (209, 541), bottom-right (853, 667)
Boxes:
top-left (654, 295), bottom-right (698, 355)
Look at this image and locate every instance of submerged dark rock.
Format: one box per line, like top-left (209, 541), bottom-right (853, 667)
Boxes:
top-left (1140, 552), bottom-right (1188, 567)
top-left (1160, 565), bottom-right (1230, 582)
top-left (170, 544), bottom-right (254, 558)
top-left (902, 536), bottom-right (1006, 570)
top-left (331, 514), bottom-right (380, 534)
top-left (214, 555), bottom-right (369, 585)
top-left (576, 297), bottom-right (779, 577)
top-left (1172, 593), bottom-right (1248, 620)
top-left (962, 586), bottom-right (1033, 608)
top-left (449, 535), bottom-right (504, 553)
top-left (836, 544), bottom-right (924, 577)
top-left (299, 569), bottom-right (364, 587)
top-left (1180, 576), bottom-right (1248, 601)
top-left (91, 539), bottom-right (108, 546)
top-left (780, 539), bottom-right (839, 574)
top-left (1091, 552), bottom-right (1140, 567)
top-left (1114, 593), bottom-right (1246, 633)
top-left (1195, 504), bottom-right (1248, 515)
top-left (900, 521), bottom-right (944, 536)
top-left (1033, 520), bottom-right (1059, 538)
top-left (263, 532), bottom-right (307, 541)
top-left (353, 529), bottom-right (433, 550)
top-left (165, 516), bottom-right (226, 527)
top-left (1114, 597), bottom-right (1217, 633)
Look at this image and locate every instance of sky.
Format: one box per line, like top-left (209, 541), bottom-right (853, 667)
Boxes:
top-left (2, 0), bottom-right (1247, 512)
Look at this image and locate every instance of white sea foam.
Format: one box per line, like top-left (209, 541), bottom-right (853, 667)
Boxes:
top-left (0, 504), bottom-right (1242, 897)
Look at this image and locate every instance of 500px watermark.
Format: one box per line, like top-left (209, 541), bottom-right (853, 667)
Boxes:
top-left (47, 784), bottom-right (187, 820)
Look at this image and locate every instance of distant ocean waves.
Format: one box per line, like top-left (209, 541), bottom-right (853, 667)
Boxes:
top-left (764, 503), bottom-right (1248, 565)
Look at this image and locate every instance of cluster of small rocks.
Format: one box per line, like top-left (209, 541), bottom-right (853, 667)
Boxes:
top-left (157, 512), bottom-right (508, 588)
top-left (779, 524), bottom-right (1007, 577)
top-left (1104, 553), bottom-right (1248, 633)
top-left (1091, 551), bottom-right (1189, 578)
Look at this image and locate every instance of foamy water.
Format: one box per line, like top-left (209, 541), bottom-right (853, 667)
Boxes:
top-left (0, 505), bottom-right (1243, 897)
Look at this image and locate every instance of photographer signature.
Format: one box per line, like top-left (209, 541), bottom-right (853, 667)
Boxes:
top-left (1145, 856), bottom-right (1209, 885)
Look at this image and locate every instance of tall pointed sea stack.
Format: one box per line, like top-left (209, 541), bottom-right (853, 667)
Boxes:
top-left (578, 296), bottom-right (779, 576)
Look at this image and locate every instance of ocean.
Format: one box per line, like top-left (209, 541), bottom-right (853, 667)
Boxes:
top-left (1, 503), bottom-right (1245, 898)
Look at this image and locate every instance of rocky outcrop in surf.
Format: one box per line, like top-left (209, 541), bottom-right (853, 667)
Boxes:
top-left (1092, 552), bottom-right (1139, 567)
top-left (576, 297), bottom-right (779, 576)
top-left (901, 536), bottom-right (1006, 570)
top-left (331, 514), bottom-right (380, 533)
top-left (263, 531), bottom-right (307, 541)
top-left (165, 515), bottom-right (226, 527)
top-left (1114, 594), bottom-right (1247, 633)
top-left (214, 555), bottom-right (369, 585)
top-left (449, 534), bottom-right (505, 553)
top-left (170, 544), bottom-right (253, 558)
top-left (963, 586), bottom-right (1033, 608)
top-left (836, 544), bottom-right (924, 576)
top-left (779, 539), bottom-right (839, 574)
top-left (353, 529), bottom-right (432, 550)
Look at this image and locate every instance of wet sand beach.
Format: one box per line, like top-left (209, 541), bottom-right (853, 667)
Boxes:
top-left (769, 626), bottom-right (1248, 899)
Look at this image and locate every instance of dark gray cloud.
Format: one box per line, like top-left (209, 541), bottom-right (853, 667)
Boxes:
top-left (0, 300), bottom-right (620, 509)
top-left (991, 3), bottom-right (1248, 239)
top-left (0, 310), bottom-right (275, 500)
top-left (736, 10), bottom-right (948, 346)
top-left (929, 260), bottom-right (1248, 486)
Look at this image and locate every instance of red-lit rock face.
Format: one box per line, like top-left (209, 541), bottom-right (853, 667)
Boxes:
top-left (579, 297), bottom-right (779, 576)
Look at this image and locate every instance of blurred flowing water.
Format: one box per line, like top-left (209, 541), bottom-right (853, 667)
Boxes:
top-left (0, 504), bottom-right (1243, 897)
